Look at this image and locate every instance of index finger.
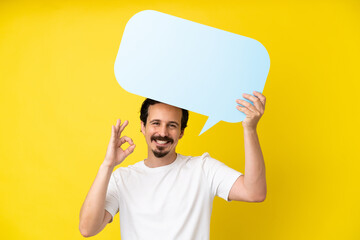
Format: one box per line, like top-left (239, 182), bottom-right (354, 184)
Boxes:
top-left (118, 120), bottom-right (129, 135)
top-left (253, 91), bottom-right (266, 106)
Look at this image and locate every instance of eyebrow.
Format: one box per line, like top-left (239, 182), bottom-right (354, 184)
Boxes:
top-left (169, 121), bottom-right (179, 126)
top-left (150, 119), bottom-right (179, 126)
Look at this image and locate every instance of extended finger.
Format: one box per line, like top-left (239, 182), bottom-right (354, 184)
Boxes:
top-left (242, 93), bottom-right (263, 112)
top-left (236, 99), bottom-right (256, 112)
top-left (110, 125), bottom-right (115, 142)
top-left (236, 104), bottom-right (252, 115)
top-left (253, 91), bottom-right (266, 107)
top-left (118, 120), bottom-right (129, 136)
top-left (115, 119), bottom-right (121, 137)
top-left (109, 125), bottom-right (117, 147)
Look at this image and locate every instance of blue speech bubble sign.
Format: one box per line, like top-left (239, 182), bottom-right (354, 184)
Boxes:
top-left (114, 10), bottom-right (270, 135)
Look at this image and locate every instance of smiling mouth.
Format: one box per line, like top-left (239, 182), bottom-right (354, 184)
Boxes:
top-left (151, 136), bottom-right (173, 146)
top-left (153, 139), bottom-right (173, 148)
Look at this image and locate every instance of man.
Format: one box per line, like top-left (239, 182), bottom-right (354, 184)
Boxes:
top-left (79, 91), bottom-right (267, 239)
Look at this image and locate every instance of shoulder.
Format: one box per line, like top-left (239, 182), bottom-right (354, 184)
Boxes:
top-left (111, 161), bottom-right (144, 179)
top-left (178, 152), bottom-right (222, 168)
top-left (176, 152), bottom-right (205, 163)
top-left (197, 152), bottom-right (223, 165)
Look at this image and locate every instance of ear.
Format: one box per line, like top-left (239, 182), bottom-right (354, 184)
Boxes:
top-left (141, 121), bottom-right (146, 135)
top-left (179, 129), bottom-right (184, 139)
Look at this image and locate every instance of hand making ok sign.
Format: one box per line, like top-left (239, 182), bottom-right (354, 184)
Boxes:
top-left (103, 119), bottom-right (136, 168)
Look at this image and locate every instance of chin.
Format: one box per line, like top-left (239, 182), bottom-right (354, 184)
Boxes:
top-left (152, 150), bottom-right (170, 158)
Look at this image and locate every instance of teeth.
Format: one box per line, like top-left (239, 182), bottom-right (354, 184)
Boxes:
top-left (156, 140), bottom-right (168, 144)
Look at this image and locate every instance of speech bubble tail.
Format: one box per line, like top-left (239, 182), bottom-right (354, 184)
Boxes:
top-left (199, 118), bottom-right (220, 136)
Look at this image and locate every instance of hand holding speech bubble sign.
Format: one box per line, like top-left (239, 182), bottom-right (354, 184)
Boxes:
top-left (114, 10), bottom-right (270, 135)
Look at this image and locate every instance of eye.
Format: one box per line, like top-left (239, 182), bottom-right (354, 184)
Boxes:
top-left (169, 124), bottom-right (177, 128)
top-left (152, 122), bottom-right (160, 126)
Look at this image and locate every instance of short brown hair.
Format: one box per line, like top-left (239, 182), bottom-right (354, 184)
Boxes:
top-left (140, 99), bottom-right (189, 131)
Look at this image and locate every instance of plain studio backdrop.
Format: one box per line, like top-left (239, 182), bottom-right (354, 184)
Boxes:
top-left (0, 0), bottom-right (359, 239)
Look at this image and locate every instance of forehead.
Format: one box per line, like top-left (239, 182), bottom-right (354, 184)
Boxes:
top-left (147, 103), bottom-right (182, 123)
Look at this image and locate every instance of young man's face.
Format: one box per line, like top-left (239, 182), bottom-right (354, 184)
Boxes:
top-left (141, 103), bottom-right (184, 158)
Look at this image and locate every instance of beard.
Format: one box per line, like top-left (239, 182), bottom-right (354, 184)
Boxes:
top-left (152, 148), bottom-right (170, 158)
top-left (151, 135), bottom-right (173, 158)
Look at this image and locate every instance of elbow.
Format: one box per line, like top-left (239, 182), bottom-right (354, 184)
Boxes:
top-left (249, 190), bottom-right (267, 202)
top-left (79, 226), bottom-right (91, 238)
top-left (253, 194), bottom-right (266, 202)
top-left (80, 232), bottom-right (91, 238)
top-left (79, 228), bottom-right (95, 238)
top-left (79, 221), bottom-right (95, 238)
top-left (79, 229), bottom-right (90, 238)
top-left (253, 186), bottom-right (267, 202)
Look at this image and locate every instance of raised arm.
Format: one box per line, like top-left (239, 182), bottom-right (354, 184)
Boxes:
top-left (229, 91), bottom-right (267, 202)
top-left (79, 119), bottom-right (135, 237)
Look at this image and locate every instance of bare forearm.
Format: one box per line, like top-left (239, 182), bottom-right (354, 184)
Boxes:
top-left (79, 119), bottom-right (135, 237)
top-left (243, 128), bottom-right (267, 201)
top-left (79, 163), bottom-right (114, 236)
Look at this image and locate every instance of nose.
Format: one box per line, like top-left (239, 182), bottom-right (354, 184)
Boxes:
top-left (158, 124), bottom-right (168, 137)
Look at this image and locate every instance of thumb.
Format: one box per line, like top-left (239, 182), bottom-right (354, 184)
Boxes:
top-left (123, 144), bottom-right (136, 158)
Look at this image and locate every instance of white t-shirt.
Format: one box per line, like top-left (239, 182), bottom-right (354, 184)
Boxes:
top-left (105, 152), bottom-right (242, 240)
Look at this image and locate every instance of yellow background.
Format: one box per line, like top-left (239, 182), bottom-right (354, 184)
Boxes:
top-left (1, 0), bottom-right (359, 239)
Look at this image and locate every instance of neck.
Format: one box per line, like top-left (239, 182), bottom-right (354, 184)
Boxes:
top-left (144, 150), bottom-right (177, 168)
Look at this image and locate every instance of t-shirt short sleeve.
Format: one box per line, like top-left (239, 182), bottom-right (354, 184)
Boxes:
top-left (104, 171), bottom-right (120, 222)
top-left (201, 153), bottom-right (243, 202)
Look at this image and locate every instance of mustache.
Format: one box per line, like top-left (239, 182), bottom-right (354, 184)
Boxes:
top-left (151, 136), bottom-right (174, 143)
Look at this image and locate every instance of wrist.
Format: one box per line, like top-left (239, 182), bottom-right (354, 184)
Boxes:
top-left (101, 160), bottom-right (116, 170)
top-left (243, 126), bottom-right (257, 133)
